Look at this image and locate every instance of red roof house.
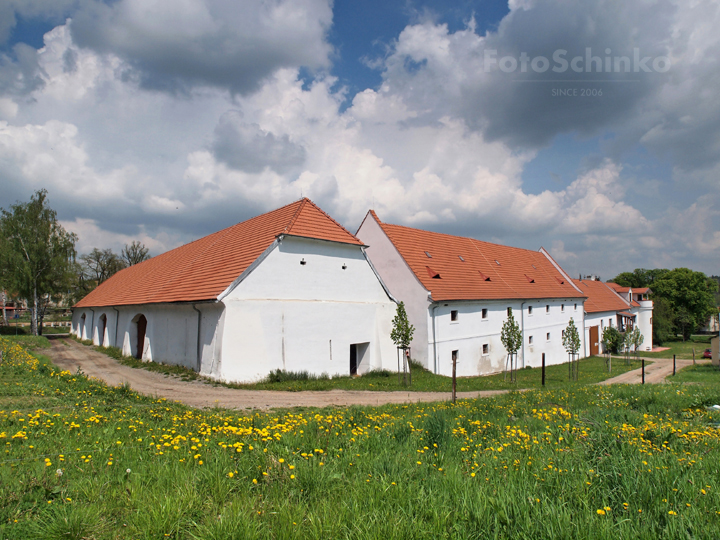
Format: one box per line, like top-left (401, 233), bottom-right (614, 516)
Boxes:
top-left (73, 199), bottom-right (397, 382)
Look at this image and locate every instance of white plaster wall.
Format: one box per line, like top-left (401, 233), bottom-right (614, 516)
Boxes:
top-left (633, 300), bottom-right (653, 351)
top-left (219, 236), bottom-right (397, 383)
top-left (584, 311), bottom-right (619, 355)
top-left (428, 298), bottom-right (586, 377)
top-left (75, 303), bottom-right (223, 371)
top-left (357, 215), bottom-right (432, 368)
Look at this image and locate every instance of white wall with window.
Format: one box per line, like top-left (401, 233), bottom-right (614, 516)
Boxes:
top-left (426, 298), bottom-right (586, 377)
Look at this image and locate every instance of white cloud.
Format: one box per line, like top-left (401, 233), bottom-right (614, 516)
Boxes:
top-left (0, 1), bottom-right (718, 278)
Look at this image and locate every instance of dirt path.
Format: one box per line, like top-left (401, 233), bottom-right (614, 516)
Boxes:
top-left (45, 338), bottom-right (509, 411)
top-left (599, 356), bottom-right (707, 385)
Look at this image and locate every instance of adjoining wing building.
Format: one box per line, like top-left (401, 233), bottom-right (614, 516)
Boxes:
top-left (356, 210), bottom-right (590, 377)
top-left (73, 199), bottom-right (398, 383)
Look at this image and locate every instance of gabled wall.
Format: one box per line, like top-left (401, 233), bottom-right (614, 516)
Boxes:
top-left (356, 214), bottom-right (432, 368)
top-left (219, 236), bottom-right (397, 383)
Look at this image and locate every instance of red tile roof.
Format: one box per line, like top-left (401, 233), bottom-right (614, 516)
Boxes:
top-left (368, 213), bottom-right (585, 302)
top-left (75, 199), bottom-right (362, 308)
top-left (572, 279), bottom-right (630, 313)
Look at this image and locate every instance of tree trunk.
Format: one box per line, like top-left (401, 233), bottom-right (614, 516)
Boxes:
top-left (32, 286), bottom-right (38, 336)
top-left (1, 290), bottom-right (7, 326)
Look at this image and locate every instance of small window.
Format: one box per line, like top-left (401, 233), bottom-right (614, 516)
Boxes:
top-left (529, 335), bottom-right (533, 344)
top-left (495, 260), bottom-right (500, 265)
top-left (450, 310), bottom-right (458, 322)
top-left (507, 307), bottom-right (512, 316)
top-left (424, 251), bottom-right (432, 258)
top-left (561, 304), bottom-right (564, 312)
top-left (458, 255), bottom-right (465, 262)
top-left (546, 305), bottom-right (550, 313)
top-left (481, 308), bottom-right (488, 319)
top-left (574, 303), bottom-right (577, 310)
top-left (546, 332), bottom-right (550, 341)
top-left (482, 344), bottom-right (489, 355)
top-left (528, 306), bottom-right (533, 315)
top-left (562, 330), bottom-right (565, 338)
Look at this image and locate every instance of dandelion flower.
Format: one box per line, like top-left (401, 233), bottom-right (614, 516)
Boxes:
top-left (668, 510), bottom-right (677, 516)
top-left (597, 509), bottom-right (605, 515)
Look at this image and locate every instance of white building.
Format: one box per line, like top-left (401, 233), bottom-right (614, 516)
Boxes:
top-left (73, 199), bottom-right (398, 383)
top-left (356, 211), bottom-right (588, 377)
top-left (573, 279), bottom-right (653, 354)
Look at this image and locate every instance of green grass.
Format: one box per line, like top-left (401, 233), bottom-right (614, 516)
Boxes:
top-left (643, 335), bottom-right (713, 360)
top-left (1, 326), bottom-right (70, 336)
top-left (2, 336), bottom-right (720, 539)
top-left (671, 362), bottom-right (720, 383)
top-left (225, 356), bottom-right (643, 392)
top-left (2, 335), bottom-right (51, 351)
top-left (77, 333), bottom-right (644, 391)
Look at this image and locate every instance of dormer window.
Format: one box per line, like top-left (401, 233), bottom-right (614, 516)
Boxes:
top-left (478, 271), bottom-right (491, 281)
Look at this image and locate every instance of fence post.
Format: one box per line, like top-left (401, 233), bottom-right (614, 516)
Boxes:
top-left (642, 358), bottom-right (645, 384)
top-left (673, 354), bottom-right (676, 376)
top-left (541, 353), bottom-right (545, 386)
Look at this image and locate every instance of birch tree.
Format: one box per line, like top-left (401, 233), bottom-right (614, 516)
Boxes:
top-left (0, 190), bottom-right (77, 335)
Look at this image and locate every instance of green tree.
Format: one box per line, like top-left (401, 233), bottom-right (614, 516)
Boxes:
top-left (500, 308), bottom-right (521, 382)
top-left (630, 327), bottom-right (644, 358)
top-left (562, 318), bottom-right (581, 380)
top-left (611, 268), bottom-right (668, 288)
top-left (390, 301), bottom-right (414, 349)
top-left (651, 268), bottom-right (717, 340)
top-left (651, 296), bottom-right (675, 345)
top-left (0, 190), bottom-right (77, 335)
top-left (122, 241), bottom-right (150, 266)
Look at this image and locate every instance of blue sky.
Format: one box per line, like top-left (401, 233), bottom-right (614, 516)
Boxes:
top-left (0, 0), bottom-right (718, 278)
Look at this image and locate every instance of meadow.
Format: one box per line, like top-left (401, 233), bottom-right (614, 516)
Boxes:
top-left (2, 336), bottom-right (720, 539)
top-left (86, 338), bottom-right (643, 392)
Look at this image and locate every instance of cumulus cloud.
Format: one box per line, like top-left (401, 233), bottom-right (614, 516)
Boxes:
top-left (0, 1), bottom-right (718, 278)
top-left (68, 0), bottom-right (334, 94)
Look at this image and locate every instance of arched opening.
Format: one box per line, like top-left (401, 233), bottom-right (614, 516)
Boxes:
top-left (98, 314), bottom-right (107, 347)
top-left (131, 314), bottom-right (148, 359)
top-left (79, 313), bottom-right (86, 339)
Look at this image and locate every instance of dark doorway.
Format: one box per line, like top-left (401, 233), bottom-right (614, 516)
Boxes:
top-left (350, 344), bottom-right (358, 375)
top-left (136, 315), bottom-right (147, 359)
top-left (79, 313), bottom-right (86, 338)
top-left (98, 314), bottom-right (107, 347)
top-left (589, 325), bottom-right (599, 356)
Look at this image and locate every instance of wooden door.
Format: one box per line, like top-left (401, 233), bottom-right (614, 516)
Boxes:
top-left (589, 325), bottom-right (599, 356)
top-left (136, 315), bottom-right (147, 359)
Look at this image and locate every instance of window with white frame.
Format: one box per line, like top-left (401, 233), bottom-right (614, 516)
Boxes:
top-left (482, 344), bottom-right (489, 355)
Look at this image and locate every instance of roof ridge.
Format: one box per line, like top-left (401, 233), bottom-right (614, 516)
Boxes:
top-left (381, 221), bottom-right (542, 255)
top-left (287, 197), bottom-right (361, 242)
top-left (283, 198), bottom-right (307, 235)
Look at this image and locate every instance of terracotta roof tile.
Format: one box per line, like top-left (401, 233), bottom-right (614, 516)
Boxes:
top-left (371, 214), bottom-right (585, 302)
top-left (572, 279), bottom-right (630, 313)
top-left (75, 199), bottom-right (362, 308)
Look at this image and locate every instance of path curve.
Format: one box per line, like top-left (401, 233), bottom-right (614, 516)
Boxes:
top-left (598, 356), bottom-right (707, 385)
top-left (45, 338), bottom-right (508, 410)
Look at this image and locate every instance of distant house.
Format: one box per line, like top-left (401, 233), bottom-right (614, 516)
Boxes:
top-left (356, 210), bottom-right (587, 377)
top-left (73, 199), bottom-right (398, 383)
top-left (575, 279), bottom-right (653, 353)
